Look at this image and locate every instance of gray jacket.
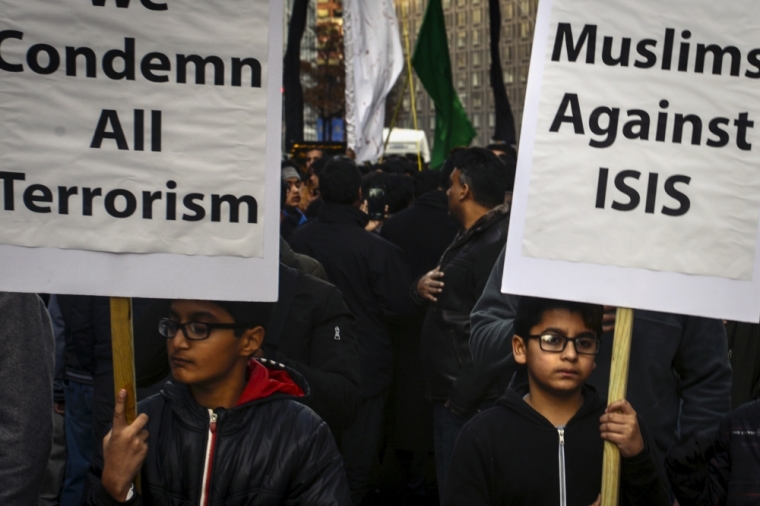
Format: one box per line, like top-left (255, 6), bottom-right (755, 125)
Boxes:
top-left (0, 292), bottom-right (55, 506)
top-left (470, 246), bottom-right (732, 464)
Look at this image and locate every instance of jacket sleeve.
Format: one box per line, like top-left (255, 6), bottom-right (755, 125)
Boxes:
top-left (469, 245), bottom-right (521, 377)
top-left (619, 443), bottom-right (672, 506)
top-left (0, 293), bottom-right (55, 506)
top-left (286, 419), bottom-right (352, 506)
top-left (665, 427), bottom-right (729, 506)
top-left (442, 424), bottom-right (494, 506)
top-left (266, 286), bottom-right (361, 431)
top-left (673, 316), bottom-right (732, 439)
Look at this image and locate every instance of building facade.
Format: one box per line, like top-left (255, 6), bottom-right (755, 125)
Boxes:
top-left (394, 0), bottom-right (539, 148)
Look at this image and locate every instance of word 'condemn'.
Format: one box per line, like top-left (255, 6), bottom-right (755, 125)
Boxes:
top-left (0, 33), bottom-right (262, 87)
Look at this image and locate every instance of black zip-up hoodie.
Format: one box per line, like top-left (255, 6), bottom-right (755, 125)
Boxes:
top-left (84, 359), bottom-right (351, 506)
top-left (442, 384), bottom-right (670, 506)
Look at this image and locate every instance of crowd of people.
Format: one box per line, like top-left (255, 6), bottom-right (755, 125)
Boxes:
top-left (2, 143), bottom-right (760, 506)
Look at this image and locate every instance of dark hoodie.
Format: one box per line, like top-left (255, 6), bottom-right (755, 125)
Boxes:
top-left (442, 384), bottom-right (670, 506)
top-left (84, 359), bottom-right (351, 506)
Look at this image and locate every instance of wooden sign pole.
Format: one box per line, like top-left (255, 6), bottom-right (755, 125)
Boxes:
top-left (110, 296), bottom-right (141, 491)
top-left (600, 307), bottom-right (634, 506)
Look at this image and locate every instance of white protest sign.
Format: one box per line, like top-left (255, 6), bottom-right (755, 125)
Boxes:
top-left (0, 0), bottom-right (283, 301)
top-left (503, 0), bottom-right (760, 322)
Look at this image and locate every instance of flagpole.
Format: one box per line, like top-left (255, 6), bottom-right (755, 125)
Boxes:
top-left (381, 71), bottom-right (410, 163)
top-left (401, 0), bottom-right (423, 172)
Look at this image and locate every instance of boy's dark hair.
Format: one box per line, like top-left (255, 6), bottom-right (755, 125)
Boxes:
top-left (213, 301), bottom-right (273, 337)
top-left (320, 157), bottom-right (362, 204)
top-left (514, 297), bottom-right (604, 341)
top-left (453, 147), bottom-right (510, 208)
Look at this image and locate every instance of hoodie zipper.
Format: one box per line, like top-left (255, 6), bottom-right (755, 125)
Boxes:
top-left (199, 410), bottom-right (218, 506)
top-left (557, 427), bottom-right (567, 506)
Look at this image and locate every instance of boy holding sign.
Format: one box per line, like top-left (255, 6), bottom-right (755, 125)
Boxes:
top-left (442, 297), bottom-right (669, 505)
top-left (84, 299), bottom-right (350, 506)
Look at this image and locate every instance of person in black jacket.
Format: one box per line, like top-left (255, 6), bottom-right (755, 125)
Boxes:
top-left (288, 156), bottom-right (414, 505)
top-left (379, 158), bottom-right (460, 493)
top-left (665, 398), bottom-right (760, 506)
top-left (412, 148), bottom-right (511, 494)
top-left (84, 299), bottom-right (350, 506)
top-left (444, 297), bottom-right (670, 506)
top-left (263, 263), bottom-right (361, 433)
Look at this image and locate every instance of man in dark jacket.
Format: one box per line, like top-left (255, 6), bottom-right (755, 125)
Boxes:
top-left (288, 157), bottom-right (414, 505)
top-left (469, 248), bottom-right (733, 467)
top-left (84, 299), bottom-right (350, 505)
top-left (413, 148), bottom-right (511, 494)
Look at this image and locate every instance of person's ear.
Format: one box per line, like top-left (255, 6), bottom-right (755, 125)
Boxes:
top-left (459, 181), bottom-right (471, 201)
top-left (239, 326), bottom-right (265, 357)
top-left (513, 335), bottom-right (528, 365)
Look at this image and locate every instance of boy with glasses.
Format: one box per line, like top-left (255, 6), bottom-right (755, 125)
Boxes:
top-left (84, 299), bottom-right (350, 506)
top-left (443, 297), bottom-right (670, 505)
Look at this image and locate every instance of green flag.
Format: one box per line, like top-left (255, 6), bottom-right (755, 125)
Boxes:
top-left (412, 0), bottom-right (476, 168)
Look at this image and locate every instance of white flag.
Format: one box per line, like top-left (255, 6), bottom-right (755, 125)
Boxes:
top-left (344, 0), bottom-right (404, 163)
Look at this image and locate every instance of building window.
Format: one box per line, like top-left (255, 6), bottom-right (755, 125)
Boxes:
top-left (472, 29), bottom-right (482, 46)
top-left (443, 0), bottom-right (451, 8)
top-left (504, 68), bottom-right (514, 84)
top-left (430, 116), bottom-right (436, 129)
top-left (472, 51), bottom-right (481, 66)
top-left (414, 0), bottom-right (422, 12)
top-left (457, 11), bottom-right (466, 26)
top-left (520, 66), bottom-right (529, 83)
top-left (504, 3), bottom-right (514, 19)
top-left (457, 30), bottom-right (467, 48)
top-left (472, 9), bottom-right (482, 24)
top-left (519, 0), bottom-right (531, 16)
top-left (489, 112), bottom-right (496, 127)
top-left (457, 0), bottom-right (466, 6)
top-left (457, 53), bottom-right (467, 68)
top-left (504, 24), bottom-right (514, 40)
top-left (521, 43), bottom-right (531, 60)
top-left (473, 92), bottom-right (483, 109)
top-left (472, 71), bottom-right (481, 87)
top-left (504, 46), bottom-right (514, 62)
top-left (472, 114), bottom-right (481, 128)
top-left (457, 74), bottom-right (466, 88)
top-left (520, 21), bottom-right (531, 39)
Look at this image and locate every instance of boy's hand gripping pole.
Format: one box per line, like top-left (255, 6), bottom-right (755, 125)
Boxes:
top-left (601, 307), bottom-right (634, 506)
top-left (110, 296), bottom-right (141, 492)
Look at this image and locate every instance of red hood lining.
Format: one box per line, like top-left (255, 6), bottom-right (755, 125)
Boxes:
top-left (236, 359), bottom-right (305, 406)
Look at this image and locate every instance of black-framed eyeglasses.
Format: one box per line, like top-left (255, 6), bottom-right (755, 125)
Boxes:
top-left (158, 318), bottom-right (244, 341)
top-left (525, 333), bottom-right (601, 355)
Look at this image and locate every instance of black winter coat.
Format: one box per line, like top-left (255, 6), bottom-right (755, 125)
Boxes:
top-left (288, 202), bottom-right (414, 397)
top-left (417, 205), bottom-right (509, 412)
top-left (84, 360), bottom-right (351, 506)
top-left (381, 189), bottom-right (460, 280)
top-left (666, 398), bottom-right (760, 506)
top-left (265, 264), bottom-right (361, 432)
top-left (443, 384), bottom-right (671, 506)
